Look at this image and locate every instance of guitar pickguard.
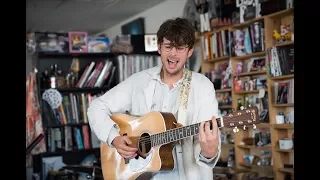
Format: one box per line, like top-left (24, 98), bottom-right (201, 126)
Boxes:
top-left (129, 151), bottom-right (153, 172)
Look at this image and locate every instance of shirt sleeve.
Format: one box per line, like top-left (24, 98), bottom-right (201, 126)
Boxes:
top-left (87, 74), bottom-right (137, 147)
top-left (106, 125), bottom-right (120, 147)
top-left (193, 76), bottom-right (221, 168)
top-left (199, 150), bottom-right (219, 164)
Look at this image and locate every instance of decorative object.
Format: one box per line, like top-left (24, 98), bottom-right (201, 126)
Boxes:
top-left (68, 31), bottom-right (88, 53)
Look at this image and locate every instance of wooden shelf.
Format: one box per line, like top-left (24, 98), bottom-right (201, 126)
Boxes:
top-left (273, 41), bottom-right (294, 47)
top-left (231, 51), bottom-right (266, 60)
top-left (199, 8), bottom-right (294, 180)
top-left (202, 25), bottom-right (232, 36)
top-left (221, 143), bottom-right (235, 147)
top-left (216, 88), bottom-right (232, 93)
top-left (204, 56), bottom-right (229, 62)
top-left (231, 17), bottom-right (264, 29)
top-left (233, 70), bottom-right (267, 77)
top-left (270, 74), bottom-right (294, 80)
top-left (275, 148), bottom-right (294, 153)
top-left (40, 87), bottom-right (108, 93)
top-left (37, 51), bottom-right (159, 58)
top-left (233, 89), bottom-right (267, 94)
top-left (273, 124), bottom-right (294, 129)
top-left (239, 162), bottom-right (273, 169)
top-left (273, 103), bottom-right (294, 107)
top-left (256, 123), bottom-right (271, 129)
top-left (237, 145), bottom-right (272, 150)
top-left (278, 168), bottom-right (294, 174)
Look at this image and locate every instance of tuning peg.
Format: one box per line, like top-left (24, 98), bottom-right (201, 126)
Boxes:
top-left (231, 108), bottom-right (236, 112)
top-left (233, 127), bottom-right (239, 133)
top-left (248, 104), bottom-right (252, 108)
top-left (253, 124), bottom-right (256, 129)
top-left (240, 106), bottom-right (245, 110)
top-left (243, 125), bottom-right (246, 130)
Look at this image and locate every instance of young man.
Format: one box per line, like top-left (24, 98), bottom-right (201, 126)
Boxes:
top-left (87, 18), bottom-right (221, 180)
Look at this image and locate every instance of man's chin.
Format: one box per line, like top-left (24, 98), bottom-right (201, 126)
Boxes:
top-left (164, 66), bottom-right (181, 75)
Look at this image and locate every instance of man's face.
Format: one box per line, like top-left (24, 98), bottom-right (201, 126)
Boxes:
top-left (158, 38), bottom-right (194, 76)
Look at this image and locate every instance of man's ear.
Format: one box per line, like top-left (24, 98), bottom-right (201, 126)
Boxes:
top-left (187, 47), bottom-right (194, 58)
top-left (158, 44), bottom-right (161, 54)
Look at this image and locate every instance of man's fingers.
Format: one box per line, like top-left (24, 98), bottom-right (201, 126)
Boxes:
top-left (199, 121), bottom-right (206, 142)
top-left (117, 148), bottom-right (136, 157)
top-left (119, 143), bottom-right (137, 152)
top-left (211, 116), bottom-right (218, 136)
top-left (205, 122), bottom-right (211, 136)
top-left (122, 136), bottom-right (138, 152)
top-left (123, 136), bottom-right (132, 144)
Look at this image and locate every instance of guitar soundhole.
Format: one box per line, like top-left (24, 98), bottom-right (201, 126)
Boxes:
top-left (138, 133), bottom-right (152, 155)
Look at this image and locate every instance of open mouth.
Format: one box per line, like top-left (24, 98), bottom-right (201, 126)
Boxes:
top-left (167, 59), bottom-right (179, 69)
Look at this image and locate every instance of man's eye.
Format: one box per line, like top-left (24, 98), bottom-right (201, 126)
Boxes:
top-left (164, 46), bottom-right (171, 49)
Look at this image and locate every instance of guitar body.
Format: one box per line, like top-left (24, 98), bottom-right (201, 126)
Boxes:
top-left (100, 112), bottom-right (178, 180)
top-left (100, 107), bottom-right (260, 180)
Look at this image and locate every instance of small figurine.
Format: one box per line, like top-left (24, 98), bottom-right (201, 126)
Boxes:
top-left (273, 30), bottom-right (281, 41)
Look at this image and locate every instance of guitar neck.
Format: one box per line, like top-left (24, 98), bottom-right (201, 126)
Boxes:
top-left (150, 117), bottom-right (223, 147)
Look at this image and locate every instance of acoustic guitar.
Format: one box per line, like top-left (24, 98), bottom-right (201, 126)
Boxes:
top-left (100, 107), bottom-right (260, 180)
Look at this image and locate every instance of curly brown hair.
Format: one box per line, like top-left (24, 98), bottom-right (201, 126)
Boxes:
top-left (157, 17), bottom-right (195, 49)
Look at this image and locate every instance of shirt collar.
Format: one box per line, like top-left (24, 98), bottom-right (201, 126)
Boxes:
top-left (154, 66), bottom-right (185, 88)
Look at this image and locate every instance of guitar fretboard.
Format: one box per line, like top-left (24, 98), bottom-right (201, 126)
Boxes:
top-left (150, 118), bottom-right (222, 147)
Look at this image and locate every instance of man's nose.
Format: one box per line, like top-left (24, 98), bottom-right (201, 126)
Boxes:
top-left (170, 47), bottom-right (178, 55)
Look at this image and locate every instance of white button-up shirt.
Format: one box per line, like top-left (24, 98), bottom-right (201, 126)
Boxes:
top-left (87, 66), bottom-right (221, 180)
top-left (106, 70), bottom-right (217, 179)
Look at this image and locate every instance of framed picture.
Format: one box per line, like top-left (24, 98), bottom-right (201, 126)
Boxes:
top-left (68, 31), bottom-right (88, 53)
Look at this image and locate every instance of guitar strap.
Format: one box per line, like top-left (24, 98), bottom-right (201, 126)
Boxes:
top-left (176, 68), bottom-right (192, 180)
top-left (177, 68), bottom-right (192, 131)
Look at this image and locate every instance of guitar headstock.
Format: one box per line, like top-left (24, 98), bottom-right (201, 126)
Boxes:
top-left (221, 106), bottom-right (260, 133)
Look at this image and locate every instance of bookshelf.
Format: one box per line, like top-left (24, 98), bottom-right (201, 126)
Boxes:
top-left (200, 8), bottom-right (294, 180)
top-left (35, 52), bottom-right (117, 154)
top-left (33, 50), bottom-right (160, 180)
top-left (31, 51), bottom-right (117, 180)
top-left (34, 50), bottom-right (161, 153)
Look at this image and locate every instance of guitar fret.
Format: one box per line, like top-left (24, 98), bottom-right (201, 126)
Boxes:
top-left (179, 128), bottom-right (183, 139)
top-left (168, 130), bottom-right (172, 142)
top-left (191, 125), bottom-right (194, 135)
top-left (153, 134), bottom-right (156, 146)
top-left (151, 135), bottom-right (153, 146)
top-left (162, 132), bottom-right (165, 144)
top-left (176, 129), bottom-right (179, 140)
top-left (176, 129), bottom-right (179, 139)
top-left (156, 133), bottom-right (159, 146)
top-left (195, 124), bottom-right (199, 134)
top-left (165, 131), bottom-right (168, 144)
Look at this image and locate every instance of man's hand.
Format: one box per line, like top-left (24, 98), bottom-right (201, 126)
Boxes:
top-left (112, 136), bottom-right (138, 159)
top-left (199, 116), bottom-right (219, 159)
